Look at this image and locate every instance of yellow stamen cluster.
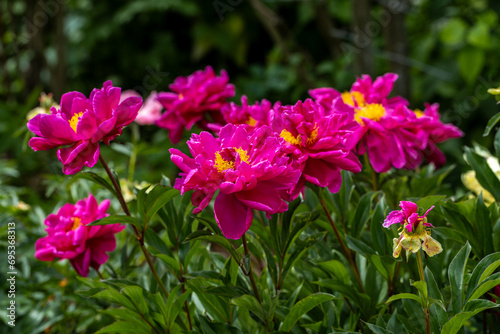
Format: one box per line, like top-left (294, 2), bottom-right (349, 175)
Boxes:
top-left (354, 103), bottom-right (386, 125)
top-left (246, 117), bottom-right (257, 127)
top-left (280, 129), bottom-right (302, 146)
top-left (71, 217), bottom-right (82, 230)
top-left (414, 109), bottom-right (424, 118)
top-left (69, 112), bottom-right (84, 132)
top-left (214, 147), bottom-right (250, 173)
top-left (280, 126), bottom-right (319, 147)
top-left (341, 91), bottom-right (365, 107)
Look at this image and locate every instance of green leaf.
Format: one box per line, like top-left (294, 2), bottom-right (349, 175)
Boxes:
top-left (144, 185), bottom-right (180, 224)
top-left (440, 17), bottom-right (467, 45)
top-left (314, 280), bottom-right (371, 317)
top-left (346, 235), bottom-right (375, 257)
top-left (121, 286), bottom-right (149, 315)
top-left (415, 195), bottom-right (446, 213)
top-left (494, 126), bottom-right (500, 160)
top-left (466, 252), bottom-right (500, 301)
top-left (411, 281), bottom-right (427, 304)
top-left (280, 293), bottom-right (337, 332)
top-left (184, 230), bottom-right (241, 263)
top-left (386, 293), bottom-right (423, 307)
top-left (466, 273), bottom-right (500, 302)
top-left (483, 112), bottom-right (500, 136)
top-left (317, 260), bottom-right (351, 285)
top-left (199, 316), bottom-right (240, 334)
top-left (188, 279), bottom-right (229, 323)
top-left (350, 191), bottom-right (375, 238)
top-left (71, 172), bottom-right (117, 197)
top-left (371, 195), bottom-right (388, 255)
top-left (457, 48), bottom-right (484, 84)
top-left (364, 322), bottom-right (395, 334)
top-left (88, 214), bottom-right (141, 229)
top-left (448, 242), bottom-right (471, 315)
top-left (95, 321), bottom-right (153, 334)
top-left (464, 147), bottom-right (500, 202)
top-left (92, 288), bottom-right (136, 310)
top-left (281, 232), bottom-right (325, 284)
top-left (475, 193), bottom-right (494, 257)
top-left (441, 299), bottom-right (500, 334)
top-left (230, 294), bottom-right (266, 323)
top-left (467, 22), bottom-right (491, 49)
top-left (168, 286), bottom-right (192, 328)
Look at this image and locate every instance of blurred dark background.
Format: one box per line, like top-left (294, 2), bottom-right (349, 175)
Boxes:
top-left (2, 0), bottom-right (500, 203)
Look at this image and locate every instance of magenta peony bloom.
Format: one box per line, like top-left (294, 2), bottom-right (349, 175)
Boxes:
top-left (121, 90), bottom-right (163, 125)
top-left (35, 193), bottom-right (125, 276)
top-left (383, 201), bottom-right (442, 258)
top-left (325, 74), bottom-right (429, 173)
top-left (207, 95), bottom-right (274, 133)
top-left (272, 99), bottom-right (362, 197)
top-left (156, 66), bottom-right (235, 143)
top-left (27, 81), bottom-right (142, 174)
top-left (170, 124), bottom-right (301, 239)
top-left (414, 103), bottom-right (464, 167)
top-left (308, 87), bottom-right (340, 114)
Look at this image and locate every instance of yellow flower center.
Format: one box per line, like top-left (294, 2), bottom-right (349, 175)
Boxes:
top-left (214, 147), bottom-right (250, 173)
top-left (341, 91), bottom-right (365, 107)
top-left (354, 103), bottom-right (386, 125)
top-left (414, 109), bottom-right (424, 118)
top-left (280, 129), bottom-right (302, 146)
top-left (280, 126), bottom-right (319, 147)
top-left (69, 112), bottom-right (84, 132)
top-left (71, 217), bottom-right (82, 230)
top-left (178, 93), bottom-right (184, 100)
top-left (246, 117), bottom-right (257, 127)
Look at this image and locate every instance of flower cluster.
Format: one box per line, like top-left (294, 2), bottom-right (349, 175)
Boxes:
top-left (310, 73), bottom-right (463, 172)
top-left (27, 81), bottom-right (142, 174)
top-left (156, 66), bottom-right (235, 143)
top-left (383, 201), bottom-right (442, 258)
top-left (35, 194), bottom-right (125, 277)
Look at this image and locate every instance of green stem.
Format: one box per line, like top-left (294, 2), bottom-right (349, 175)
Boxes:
top-left (364, 154), bottom-right (378, 191)
top-left (318, 194), bottom-right (365, 293)
top-left (99, 154), bottom-right (169, 299)
top-left (242, 234), bottom-right (271, 332)
top-left (416, 250), bottom-right (430, 334)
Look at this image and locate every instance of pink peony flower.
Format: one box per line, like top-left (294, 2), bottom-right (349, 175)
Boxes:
top-left (156, 66), bottom-right (235, 143)
top-left (169, 124), bottom-right (301, 239)
top-left (271, 99), bottom-right (362, 197)
top-left (383, 201), bottom-right (442, 258)
top-left (217, 95), bottom-right (273, 133)
top-left (35, 193), bottom-right (125, 277)
top-left (121, 90), bottom-right (162, 125)
top-left (27, 81), bottom-right (142, 175)
top-left (327, 74), bottom-right (428, 172)
top-left (414, 103), bottom-right (464, 167)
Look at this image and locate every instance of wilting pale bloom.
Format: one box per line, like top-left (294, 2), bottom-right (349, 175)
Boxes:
top-left (272, 99), bottom-right (362, 197)
top-left (414, 103), bottom-right (463, 167)
top-left (26, 92), bottom-right (59, 120)
top-left (383, 201), bottom-right (442, 259)
top-left (27, 81), bottom-right (142, 174)
top-left (156, 66), bottom-right (235, 143)
top-left (121, 90), bottom-right (162, 125)
top-left (35, 194), bottom-right (125, 277)
top-left (170, 124), bottom-right (300, 239)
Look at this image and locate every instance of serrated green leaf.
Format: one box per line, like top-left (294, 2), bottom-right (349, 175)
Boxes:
top-left (280, 293), bottom-right (337, 331)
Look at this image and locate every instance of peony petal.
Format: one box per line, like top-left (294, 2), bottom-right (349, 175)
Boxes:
top-left (214, 192), bottom-right (253, 240)
top-left (70, 248), bottom-right (91, 277)
top-left (422, 234), bottom-right (443, 257)
top-left (235, 185), bottom-right (283, 214)
top-left (383, 210), bottom-right (405, 228)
